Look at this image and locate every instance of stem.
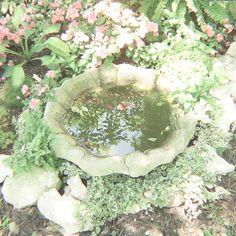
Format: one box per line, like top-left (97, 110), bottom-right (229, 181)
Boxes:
top-left (4, 49), bottom-right (23, 57)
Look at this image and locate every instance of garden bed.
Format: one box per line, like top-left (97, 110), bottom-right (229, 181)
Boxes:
top-left (0, 0), bottom-right (236, 235)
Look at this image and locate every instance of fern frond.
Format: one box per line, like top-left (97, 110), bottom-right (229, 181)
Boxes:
top-left (176, 0), bottom-right (187, 21)
top-left (139, 0), bottom-right (155, 17)
top-left (184, 0), bottom-right (197, 13)
top-left (153, 0), bottom-right (168, 22)
top-left (193, 1), bottom-right (206, 29)
top-left (202, 2), bottom-right (228, 23)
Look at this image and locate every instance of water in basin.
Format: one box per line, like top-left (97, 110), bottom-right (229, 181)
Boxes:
top-left (64, 86), bottom-right (174, 157)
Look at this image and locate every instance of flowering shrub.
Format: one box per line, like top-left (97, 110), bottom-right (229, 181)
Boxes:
top-left (54, 0), bottom-right (159, 72)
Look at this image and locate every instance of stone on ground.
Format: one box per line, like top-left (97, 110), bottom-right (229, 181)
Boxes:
top-left (37, 188), bottom-right (93, 234)
top-left (65, 175), bottom-right (87, 201)
top-left (205, 145), bottom-right (235, 175)
top-left (1, 167), bottom-right (61, 208)
top-left (0, 154), bottom-right (13, 183)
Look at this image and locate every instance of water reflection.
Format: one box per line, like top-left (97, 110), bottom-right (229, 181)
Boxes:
top-left (64, 86), bottom-right (173, 157)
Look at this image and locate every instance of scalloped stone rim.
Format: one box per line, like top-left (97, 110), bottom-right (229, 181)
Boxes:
top-left (44, 64), bottom-right (197, 177)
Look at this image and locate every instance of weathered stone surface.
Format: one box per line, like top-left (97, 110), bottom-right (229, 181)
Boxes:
top-left (2, 167), bottom-right (61, 208)
top-left (116, 64), bottom-right (156, 90)
top-left (74, 154), bottom-right (129, 176)
top-left (125, 115), bottom-right (196, 177)
top-left (205, 145), bottom-right (235, 175)
top-left (226, 42), bottom-right (236, 57)
top-left (211, 84), bottom-right (236, 132)
top-left (66, 175), bottom-right (87, 200)
top-left (0, 155), bottom-right (13, 183)
top-left (37, 188), bottom-right (93, 234)
top-left (51, 134), bottom-right (77, 159)
top-left (53, 87), bottom-right (73, 108)
top-left (44, 101), bottom-right (67, 121)
top-left (99, 64), bottom-right (118, 87)
top-left (45, 65), bottom-right (196, 177)
top-left (44, 117), bottom-right (67, 134)
top-left (61, 69), bottom-right (100, 99)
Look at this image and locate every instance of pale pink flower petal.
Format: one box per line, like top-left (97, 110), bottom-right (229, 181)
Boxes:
top-left (216, 34), bottom-right (224, 43)
top-left (46, 70), bottom-right (56, 78)
top-left (29, 99), bottom-right (40, 110)
top-left (95, 47), bottom-right (108, 59)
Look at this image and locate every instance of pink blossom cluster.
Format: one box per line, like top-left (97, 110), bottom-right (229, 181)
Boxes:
top-left (20, 70), bottom-right (55, 109)
top-left (59, 1), bottom-right (158, 68)
top-left (204, 18), bottom-right (235, 43)
top-left (0, 12), bottom-right (35, 45)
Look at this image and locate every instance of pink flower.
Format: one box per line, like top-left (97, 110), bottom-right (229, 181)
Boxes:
top-left (84, 10), bottom-right (97, 24)
top-left (7, 33), bottom-right (21, 44)
top-left (117, 101), bottom-right (135, 111)
top-left (50, 1), bottom-right (59, 9)
top-left (29, 99), bottom-right (40, 110)
top-left (204, 25), bottom-right (215, 37)
top-left (46, 70), bottom-right (56, 78)
top-left (146, 22), bottom-right (158, 36)
top-left (66, 1), bottom-right (81, 20)
top-left (222, 18), bottom-right (229, 24)
top-left (69, 20), bottom-right (79, 28)
top-left (216, 34), bottom-right (224, 43)
top-left (135, 37), bottom-right (145, 47)
top-left (96, 25), bottom-right (106, 33)
top-left (224, 24), bottom-right (234, 33)
top-left (21, 84), bottom-right (30, 97)
top-left (38, 86), bottom-right (48, 96)
top-left (95, 47), bottom-right (108, 59)
top-left (52, 9), bottom-right (65, 24)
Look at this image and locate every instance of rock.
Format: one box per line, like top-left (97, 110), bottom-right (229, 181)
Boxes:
top-left (66, 175), bottom-right (87, 201)
top-left (226, 42), bottom-right (236, 57)
top-left (2, 167), bottom-right (61, 208)
top-left (8, 222), bottom-right (20, 236)
top-left (0, 155), bottom-right (13, 183)
top-left (37, 188), bottom-right (93, 234)
top-left (205, 145), bottom-right (235, 175)
top-left (211, 84), bottom-right (236, 132)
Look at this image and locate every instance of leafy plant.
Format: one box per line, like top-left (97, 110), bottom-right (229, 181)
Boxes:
top-left (11, 109), bottom-right (57, 172)
top-left (0, 104), bottom-right (14, 151)
top-left (0, 5), bottom-right (70, 94)
top-left (133, 0), bottom-right (231, 27)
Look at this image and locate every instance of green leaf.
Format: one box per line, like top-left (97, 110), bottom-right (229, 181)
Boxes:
top-left (11, 65), bottom-right (25, 89)
top-left (1, 0), bottom-right (9, 14)
top-left (0, 44), bottom-right (6, 53)
top-left (12, 6), bottom-right (24, 29)
top-left (43, 24), bottom-right (61, 36)
top-left (44, 37), bottom-right (70, 58)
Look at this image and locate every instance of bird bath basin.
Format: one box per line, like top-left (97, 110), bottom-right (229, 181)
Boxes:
top-left (44, 64), bottom-right (196, 177)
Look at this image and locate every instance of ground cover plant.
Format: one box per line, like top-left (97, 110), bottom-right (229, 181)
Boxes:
top-left (0, 0), bottom-right (235, 235)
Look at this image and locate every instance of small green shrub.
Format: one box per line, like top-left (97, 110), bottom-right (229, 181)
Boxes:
top-left (0, 104), bottom-right (14, 151)
top-left (11, 109), bottom-right (57, 172)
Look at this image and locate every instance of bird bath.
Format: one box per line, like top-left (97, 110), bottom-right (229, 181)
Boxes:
top-left (44, 64), bottom-right (196, 177)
